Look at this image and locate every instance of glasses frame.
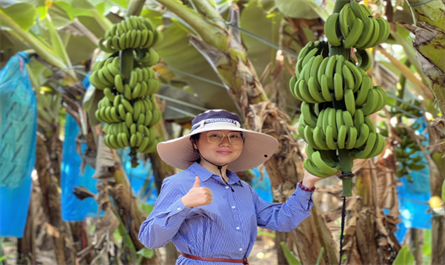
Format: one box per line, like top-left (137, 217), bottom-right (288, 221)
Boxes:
top-left (206, 130), bottom-right (245, 145)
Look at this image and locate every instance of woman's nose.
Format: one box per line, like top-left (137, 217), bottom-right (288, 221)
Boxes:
top-left (220, 136), bottom-right (231, 145)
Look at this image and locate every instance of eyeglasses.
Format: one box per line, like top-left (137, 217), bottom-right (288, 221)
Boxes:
top-left (206, 131), bottom-right (244, 145)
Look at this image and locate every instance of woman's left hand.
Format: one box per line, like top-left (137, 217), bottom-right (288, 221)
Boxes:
top-left (301, 170), bottom-right (328, 188)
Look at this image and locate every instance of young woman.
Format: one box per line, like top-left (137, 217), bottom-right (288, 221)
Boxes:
top-left (138, 109), bottom-right (326, 265)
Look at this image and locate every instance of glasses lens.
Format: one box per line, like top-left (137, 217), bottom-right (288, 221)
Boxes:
top-left (207, 131), bottom-right (224, 143)
top-left (228, 132), bottom-right (243, 144)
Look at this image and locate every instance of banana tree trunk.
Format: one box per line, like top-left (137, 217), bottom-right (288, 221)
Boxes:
top-left (403, 2), bottom-right (445, 263)
top-left (156, 1), bottom-right (338, 264)
top-left (35, 135), bottom-right (76, 265)
top-left (93, 131), bottom-right (161, 265)
top-left (342, 158), bottom-right (401, 265)
top-left (17, 194), bottom-right (36, 265)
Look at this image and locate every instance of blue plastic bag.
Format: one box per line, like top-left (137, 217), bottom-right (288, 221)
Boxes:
top-left (121, 151), bottom-right (157, 205)
top-left (61, 73), bottom-right (157, 220)
top-left (251, 167), bottom-right (273, 203)
top-left (0, 52), bottom-right (36, 237)
top-left (61, 113), bottom-right (100, 221)
top-left (393, 118), bottom-right (432, 242)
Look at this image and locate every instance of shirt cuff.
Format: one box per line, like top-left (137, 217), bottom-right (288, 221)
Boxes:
top-left (294, 186), bottom-right (314, 211)
top-left (167, 198), bottom-right (192, 218)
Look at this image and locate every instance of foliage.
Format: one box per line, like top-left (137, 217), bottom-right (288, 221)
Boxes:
top-left (393, 246), bottom-right (414, 265)
top-left (0, 0), bottom-right (443, 264)
top-left (280, 242), bottom-right (301, 265)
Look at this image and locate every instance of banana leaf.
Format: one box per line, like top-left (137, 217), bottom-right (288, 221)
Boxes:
top-left (275, 0), bottom-right (334, 20)
top-left (153, 13), bottom-right (238, 111)
top-left (0, 0), bottom-right (36, 30)
top-left (158, 84), bottom-right (206, 121)
top-left (240, 1), bottom-right (283, 76)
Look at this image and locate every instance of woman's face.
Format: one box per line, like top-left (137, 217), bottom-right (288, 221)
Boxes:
top-left (194, 130), bottom-right (244, 166)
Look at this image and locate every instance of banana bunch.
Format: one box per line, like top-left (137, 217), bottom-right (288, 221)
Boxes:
top-left (291, 41), bottom-right (387, 177)
top-left (294, 41), bottom-right (329, 78)
top-left (291, 51), bottom-right (386, 116)
top-left (324, 1), bottom-right (390, 49)
top-left (97, 95), bottom-right (161, 152)
top-left (394, 127), bottom-right (425, 179)
top-left (90, 16), bottom-right (163, 154)
top-left (388, 99), bottom-right (423, 118)
top-left (97, 16), bottom-right (163, 53)
top-left (89, 50), bottom-right (160, 90)
top-left (376, 122), bottom-right (425, 180)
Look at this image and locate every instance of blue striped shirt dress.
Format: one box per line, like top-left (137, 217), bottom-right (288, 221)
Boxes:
top-left (138, 162), bottom-right (314, 264)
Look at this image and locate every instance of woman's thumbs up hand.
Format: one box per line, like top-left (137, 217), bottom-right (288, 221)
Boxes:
top-left (181, 177), bottom-right (213, 208)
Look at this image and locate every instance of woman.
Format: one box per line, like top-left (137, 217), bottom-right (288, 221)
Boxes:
top-left (138, 109), bottom-right (326, 264)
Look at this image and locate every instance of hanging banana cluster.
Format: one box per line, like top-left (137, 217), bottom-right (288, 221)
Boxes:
top-left (388, 99), bottom-right (423, 118)
top-left (291, 3), bottom-right (390, 178)
top-left (377, 122), bottom-right (425, 180)
top-left (395, 127), bottom-right (425, 178)
top-left (97, 16), bottom-right (163, 53)
top-left (324, 1), bottom-right (390, 49)
top-left (89, 16), bottom-right (163, 153)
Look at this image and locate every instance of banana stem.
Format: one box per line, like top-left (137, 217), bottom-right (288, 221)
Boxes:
top-left (338, 149), bottom-right (353, 196)
top-left (329, 0), bottom-right (354, 196)
top-left (333, 0), bottom-right (350, 13)
top-left (120, 49), bottom-right (138, 166)
top-left (120, 49), bottom-right (134, 82)
top-left (396, 59), bottom-right (411, 106)
top-left (125, 0), bottom-right (145, 17)
top-left (396, 59), bottom-right (411, 123)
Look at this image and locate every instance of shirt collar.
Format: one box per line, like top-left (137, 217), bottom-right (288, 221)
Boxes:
top-left (188, 162), bottom-right (243, 186)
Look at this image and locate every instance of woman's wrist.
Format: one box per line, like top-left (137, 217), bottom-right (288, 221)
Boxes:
top-left (302, 178), bottom-right (315, 188)
top-left (302, 170), bottom-right (317, 188)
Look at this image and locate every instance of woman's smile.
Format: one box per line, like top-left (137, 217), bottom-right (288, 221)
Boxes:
top-left (217, 151), bottom-right (232, 155)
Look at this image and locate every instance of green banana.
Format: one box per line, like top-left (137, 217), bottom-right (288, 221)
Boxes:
top-left (354, 17), bottom-right (374, 49)
top-left (326, 125), bottom-right (338, 150)
top-left (324, 56), bottom-right (337, 91)
top-left (337, 125), bottom-right (347, 149)
top-left (345, 127), bottom-right (358, 149)
top-left (334, 73), bottom-right (343, 101)
top-left (339, 4), bottom-right (351, 38)
top-left (301, 102), bottom-right (318, 127)
top-left (308, 76), bottom-right (325, 103)
top-left (325, 13), bottom-right (342, 46)
top-left (361, 89), bottom-right (378, 115)
top-left (344, 60), bottom-right (362, 92)
top-left (354, 123), bottom-right (370, 148)
top-left (344, 89), bottom-right (356, 116)
top-left (353, 132), bottom-right (376, 159)
top-left (343, 18), bottom-right (363, 49)
top-left (312, 151), bottom-right (339, 175)
top-left (303, 159), bottom-right (332, 178)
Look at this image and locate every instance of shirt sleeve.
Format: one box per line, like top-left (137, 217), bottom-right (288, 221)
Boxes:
top-left (252, 184), bottom-right (314, 232)
top-left (138, 177), bottom-right (192, 249)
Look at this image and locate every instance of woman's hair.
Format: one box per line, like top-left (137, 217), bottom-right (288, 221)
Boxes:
top-left (190, 133), bottom-right (201, 163)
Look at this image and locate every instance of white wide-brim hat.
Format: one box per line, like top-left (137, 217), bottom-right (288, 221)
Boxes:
top-left (157, 109), bottom-right (279, 172)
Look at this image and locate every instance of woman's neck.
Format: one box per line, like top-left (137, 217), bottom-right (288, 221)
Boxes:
top-left (199, 160), bottom-right (229, 182)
